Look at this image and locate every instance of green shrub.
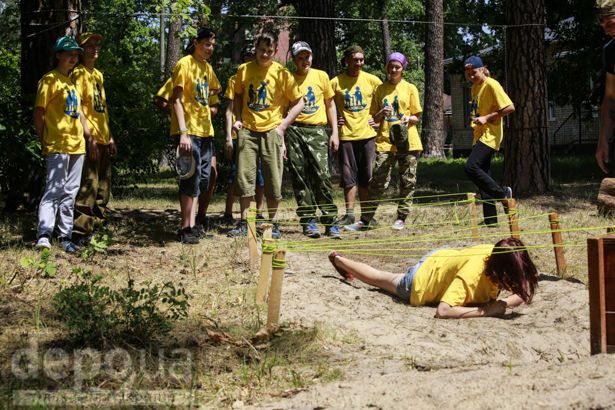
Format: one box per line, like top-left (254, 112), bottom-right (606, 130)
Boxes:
top-left (52, 267), bottom-right (190, 346)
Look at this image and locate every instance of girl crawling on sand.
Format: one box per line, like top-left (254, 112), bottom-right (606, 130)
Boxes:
top-left (328, 237), bottom-right (538, 319)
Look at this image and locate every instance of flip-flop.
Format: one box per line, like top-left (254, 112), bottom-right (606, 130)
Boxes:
top-left (328, 251), bottom-right (354, 281)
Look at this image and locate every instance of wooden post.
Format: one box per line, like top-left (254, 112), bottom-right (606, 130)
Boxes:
top-left (266, 250), bottom-right (286, 331)
top-left (248, 201), bottom-right (258, 269)
top-left (548, 212), bottom-right (567, 277)
top-left (504, 199), bottom-right (520, 239)
top-left (467, 193), bottom-right (480, 240)
top-left (261, 223), bottom-right (273, 240)
top-left (587, 235), bottom-right (615, 354)
top-left (255, 239), bottom-right (274, 304)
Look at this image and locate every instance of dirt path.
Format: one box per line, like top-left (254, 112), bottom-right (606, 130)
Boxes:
top-left (248, 250), bottom-right (615, 409)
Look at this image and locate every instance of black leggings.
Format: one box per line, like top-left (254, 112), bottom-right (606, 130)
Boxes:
top-left (464, 141), bottom-right (506, 225)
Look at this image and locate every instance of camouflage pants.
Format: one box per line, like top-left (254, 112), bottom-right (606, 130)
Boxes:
top-left (363, 151), bottom-right (418, 221)
top-left (286, 125), bottom-right (338, 224)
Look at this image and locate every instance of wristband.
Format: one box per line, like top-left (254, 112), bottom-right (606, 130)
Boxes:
top-left (179, 127), bottom-right (188, 133)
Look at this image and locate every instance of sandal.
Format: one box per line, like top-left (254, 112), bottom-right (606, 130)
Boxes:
top-left (328, 251), bottom-right (354, 281)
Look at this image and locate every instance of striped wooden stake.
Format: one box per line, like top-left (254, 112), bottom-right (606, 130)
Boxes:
top-left (549, 212), bottom-right (567, 277)
top-left (467, 193), bottom-right (480, 240)
top-left (255, 239), bottom-right (274, 305)
top-left (505, 199), bottom-right (520, 239)
top-left (267, 250), bottom-right (286, 331)
top-left (248, 201), bottom-right (258, 269)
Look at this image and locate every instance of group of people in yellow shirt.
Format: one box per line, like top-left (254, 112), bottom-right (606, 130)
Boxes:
top-left (32, 28), bottom-right (535, 319)
top-left (34, 33), bottom-right (115, 252)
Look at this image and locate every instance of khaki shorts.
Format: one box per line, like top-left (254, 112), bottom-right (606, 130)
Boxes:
top-left (236, 128), bottom-right (283, 200)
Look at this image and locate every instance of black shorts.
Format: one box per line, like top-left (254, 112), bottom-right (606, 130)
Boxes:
top-left (338, 137), bottom-right (376, 188)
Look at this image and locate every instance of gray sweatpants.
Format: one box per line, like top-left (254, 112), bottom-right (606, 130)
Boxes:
top-left (37, 153), bottom-right (85, 239)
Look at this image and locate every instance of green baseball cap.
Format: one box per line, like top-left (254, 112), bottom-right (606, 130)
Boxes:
top-left (54, 36), bottom-right (83, 52)
top-left (596, 0), bottom-right (615, 16)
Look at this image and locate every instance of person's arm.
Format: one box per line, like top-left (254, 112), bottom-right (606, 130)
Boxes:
top-left (109, 131), bottom-right (117, 156)
top-left (33, 107), bottom-right (45, 144)
top-left (435, 293), bottom-right (523, 319)
top-left (402, 112), bottom-right (421, 126)
top-left (172, 86), bottom-right (191, 154)
top-left (79, 109), bottom-right (97, 161)
top-left (225, 100), bottom-right (234, 160)
top-left (232, 93), bottom-right (243, 130)
top-left (598, 72), bottom-right (615, 174)
top-left (472, 104), bottom-right (515, 126)
top-left (277, 97), bottom-right (305, 135)
top-left (325, 97), bottom-right (339, 152)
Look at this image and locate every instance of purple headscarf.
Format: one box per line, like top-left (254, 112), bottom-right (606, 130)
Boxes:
top-left (387, 52), bottom-right (408, 69)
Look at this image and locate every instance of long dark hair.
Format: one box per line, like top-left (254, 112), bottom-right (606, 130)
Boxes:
top-left (484, 237), bottom-right (538, 304)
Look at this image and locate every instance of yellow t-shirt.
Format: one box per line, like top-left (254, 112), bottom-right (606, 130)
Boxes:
top-left (71, 64), bottom-right (111, 145)
top-left (470, 77), bottom-right (513, 151)
top-left (293, 68), bottom-right (334, 126)
top-left (409, 244), bottom-right (500, 307)
top-left (34, 70), bottom-right (85, 155)
top-left (171, 55), bottom-right (220, 138)
top-left (160, 75), bottom-right (219, 137)
top-left (370, 79), bottom-right (423, 152)
top-left (331, 71), bottom-right (382, 141)
top-left (233, 61), bottom-right (302, 132)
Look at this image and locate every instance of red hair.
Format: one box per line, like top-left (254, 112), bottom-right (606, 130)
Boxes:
top-left (484, 237), bottom-right (538, 304)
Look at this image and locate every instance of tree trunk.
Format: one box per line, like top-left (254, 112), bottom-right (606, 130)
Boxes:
top-left (165, 14), bottom-right (182, 79)
top-left (503, 0), bottom-right (549, 194)
top-left (160, 13), bottom-right (166, 79)
top-left (287, 0), bottom-right (336, 77)
top-left (421, 0), bottom-right (444, 158)
top-left (20, 0), bottom-right (82, 98)
top-left (381, 0), bottom-right (391, 62)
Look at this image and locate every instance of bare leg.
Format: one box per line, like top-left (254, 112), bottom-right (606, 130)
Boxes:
top-left (344, 186), bottom-right (357, 211)
top-left (256, 185), bottom-right (265, 215)
top-left (331, 254), bottom-right (404, 296)
top-left (224, 184), bottom-right (235, 215)
top-left (180, 195), bottom-right (195, 228)
top-left (197, 157), bottom-right (218, 217)
top-left (266, 197), bottom-right (278, 220)
top-left (357, 186), bottom-right (369, 216)
top-left (240, 196), bottom-right (251, 220)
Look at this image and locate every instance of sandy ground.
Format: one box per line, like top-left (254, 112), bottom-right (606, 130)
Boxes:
top-left (247, 250), bottom-right (615, 410)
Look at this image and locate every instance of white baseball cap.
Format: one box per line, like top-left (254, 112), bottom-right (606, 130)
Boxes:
top-left (175, 146), bottom-right (195, 180)
top-left (291, 41), bottom-right (312, 57)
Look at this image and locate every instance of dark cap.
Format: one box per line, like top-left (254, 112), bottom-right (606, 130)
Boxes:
top-left (464, 55), bottom-right (484, 69)
top-left (291, 41), bottom-right (312, 57)
top-left (596, 0), bottom-right (615, 16)
top-left (54, 36), bottom-right (83, 52)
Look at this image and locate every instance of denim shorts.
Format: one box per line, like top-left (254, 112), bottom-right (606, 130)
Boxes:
top-left (178, 136), bottom-right (214, 197)
top-left (227, 139), bottom-right (264, 186)
top-left (395, 248), bottom-right (442, 302)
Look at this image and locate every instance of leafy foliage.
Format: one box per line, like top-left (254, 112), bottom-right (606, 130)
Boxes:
top-left (52, 267), bottom-right (190, 346)
top-left (19, 248), bottom-right (58, 278)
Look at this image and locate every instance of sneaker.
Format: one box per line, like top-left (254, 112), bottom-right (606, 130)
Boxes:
top-left (35, 236), bottom-right (51, 250)
top-left (271, 223), bottom-right (282, 240)
top-left (59, 238), bottom-right (80, 254)
top-left (255, 214), bottom-right (265, 227)
top-left (325, 225), bottom-right (342, 239)
top-left (338, 214), bottom-right (355, 226)
top-left (344, 220), bottom-right (366, 232)
top-left (178, 227), bottom-right (200, 244)
top-left (302, 220), bottom-right (321, 238)
top-left (328, 251), bottom-right (354, 281)
top-left (228, 220), bottom-right (248, 237)
top-left (221, 213), bottom-right (235, 226)
top-left (391, 219), bottom-right (405, 230)
top-left (344, 219), bottom-right (378, 232)
top-left (76, 234), bottom-right (93, 247)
